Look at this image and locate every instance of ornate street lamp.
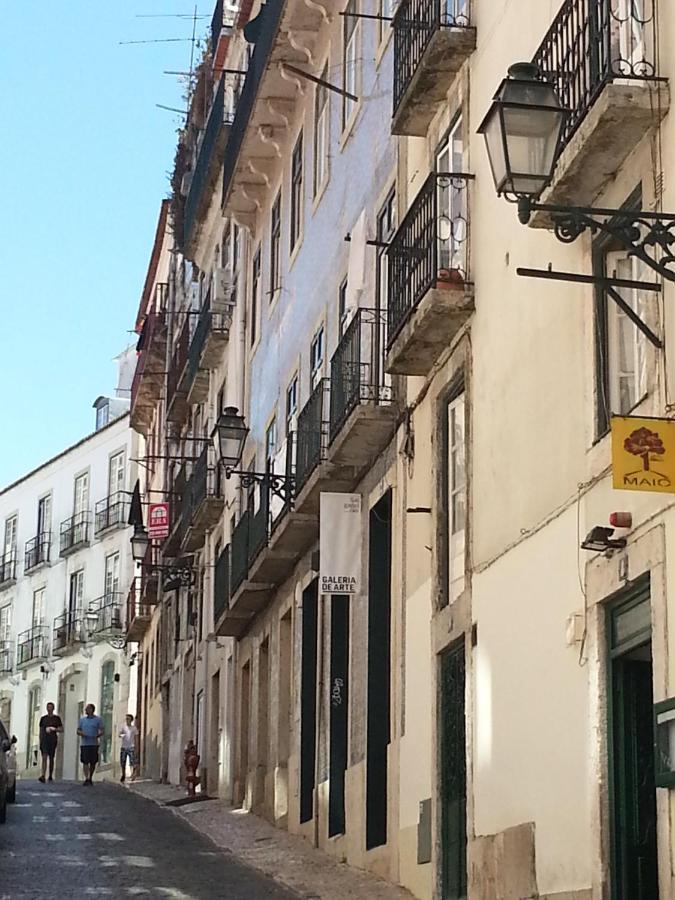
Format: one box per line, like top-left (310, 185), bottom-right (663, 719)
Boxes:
top-left (478, 62), bottom-right (567, 208)
top-left (211, 406), bottom-right (249, 469)
top-left (130, 527), bottom-right (150, 563)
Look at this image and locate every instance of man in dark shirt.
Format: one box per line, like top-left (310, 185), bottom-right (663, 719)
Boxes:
top-left (38, 702), bottom-right (63, 783)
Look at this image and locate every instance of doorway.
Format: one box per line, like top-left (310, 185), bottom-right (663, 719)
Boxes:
top-left (439, 641), bottom-right (467, 899)
top-left (210, 671), bottom-right (221, 795)
top-left (608, 580), bottom-right (659, 900)
top-left (239, 661), bottom-right (251, 805)
top-left (300, 579), bottom-right (318, 824)
top-left (328, 594), bottom-right (350, 837)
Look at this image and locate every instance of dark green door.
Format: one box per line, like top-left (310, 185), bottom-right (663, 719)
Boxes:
top-left (609, 584), bottom-right (659, 900)
top-left (440, 641), bottom-right (467, 899)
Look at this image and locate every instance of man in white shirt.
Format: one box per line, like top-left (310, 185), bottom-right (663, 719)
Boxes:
top-left (119, 714), bottom-right (138, 783)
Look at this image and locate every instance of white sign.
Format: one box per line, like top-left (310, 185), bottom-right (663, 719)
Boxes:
top-left (319, 492), bottom-right (362, 595)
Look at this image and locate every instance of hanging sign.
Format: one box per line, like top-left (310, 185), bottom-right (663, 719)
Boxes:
top-left (148, 502), bottom-right (171, 539)
top-left (611, 416), bottom-right (675, 494)
top-left (319, 492), bottom-right (362, 595)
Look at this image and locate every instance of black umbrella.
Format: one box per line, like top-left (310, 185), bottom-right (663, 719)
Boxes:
top-left (127, 479), bottom-right (144, 530)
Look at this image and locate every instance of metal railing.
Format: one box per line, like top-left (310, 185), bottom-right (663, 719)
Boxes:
top-left (185, 290), bottom-right (230, 387)
top-left (214, 544), bottom-right (231, 623)
top-left (88, 594), bottom-right (124, 636)
top-left (25, 532), bottom-right (50, 572)
top-left (60, 511), bottom-right (91, 555)
top-left (329, 309), bottom-right (392, 443)
top-left (131, 307), bottom-right (166, 412)
top-left (53, 612), bottom-right (83, 653)
top-left (387, 171), bottom-right (471, 347)
top-left (222, 0), bottom-right (285, 205)
top-left (188, 445), bottom-right (221, 515)
top-left (0, 642), bottom-right (12, 675)
top-left (230, 510), bottom-right (250, 595)
top-left (17, 625), bottom-right (48, 666)
top-left (95, 492), bottom-right (127, 534)
top-left (166, 315), bottom-right (191, 412)
top-left (168, 462), bottom-right (193, 551)
top-left (248, 486), bottom-right (269, 565)
top-left (296, 379), bottom-right (329, 492)
top-left (393, 0), bottom-right (471, 114)
top-left (0, 550), bottom-right (16, 586)
top-left (533, 0), bottom-right (660, 151)
top-left (126, 578), bottom-right (152, 634)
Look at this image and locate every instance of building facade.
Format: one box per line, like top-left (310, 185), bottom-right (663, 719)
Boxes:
top-left (0, 386), bottom-right (137, 781)
top-left (128, 1), bottom-right (675, 899)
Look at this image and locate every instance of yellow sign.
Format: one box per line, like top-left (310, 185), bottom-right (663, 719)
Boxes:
top-left (612, 416), bottom-right (675, 493)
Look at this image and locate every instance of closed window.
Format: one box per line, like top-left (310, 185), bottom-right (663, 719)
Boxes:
top-left (290, 132), bottom-right (304, 251)
top-left (3, 516), bottom-right (17, 559)
top-left (32, 587), bottom-right (46, 627)
top-left (445, 391), bottom-right (466, 606)
top-left (250, 246), bottom-right (261, 347)
top-left (69, 570), bottom-right (84, 620)
top-left (37, 495), bottom-right (51, 537)
top-left (378, 0), bottom-right (394, 43)
top-left (313, 64), bottom-right (330, 196)
top-left (105, 552), bottom-right (121, 598)
top-left (338, 277), bottom-right (349, 336)
top-left (270, 193), bottom-right (282, 297)
top-left (108, 451), bottom-right (125, 496)
top-left (74, 472), bottom-right (89, 515)
top-left (310, 327), bottom-right (325, 390)
top-left (342, 0), bottom-right (359, 128)
top-left (0, 604), bottom-right (11, 644)
top-left (265, 418), bottom-right (278, 468)
top-left (286, 375), bottom-right (299, 435)
top-left (376, 191), bottom-right (396, 311)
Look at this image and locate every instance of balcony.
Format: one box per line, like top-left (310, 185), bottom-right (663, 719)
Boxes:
top-left (59, 512), bottom-right (91, 557)
top-left (87, 593), bottom-right (124, 640)
top-left (392, 0), bottom-right (475, 137)
top-left (386, 172), bottom-right (473, 375)
top-left (25, 532), bottom-right (50, 573)
top-left (185, 290), bottom-right (233, 405)
top-left (180, 446), bottom-right (224, 552)
top-left (327, 309), bottom-right (396, 471)
top-left (184, 74), bottom-right (239, 253)
top-left (166, 315), bottom-right (191, 424)
top-left (0, 643), bottom-right (12, 675)
top-left (52, 613), bottom-right (83, 656)
top-left (126, 578), bottom-right (153, 642)
top-left (17, 625), bottom-right (48, 667)
top-left (95, 492), bottom-right (128, 535)
top-left (163, 463), bottom-right (193, 557)
top-left (130, 285), bottom-right (169, 436)
top-left (530, 0), bottom-right (668, 220)
top-left (0, 550), bottom-right (16, 591)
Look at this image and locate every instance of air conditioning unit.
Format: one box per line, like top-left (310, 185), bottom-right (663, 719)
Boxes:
top-left (213, 268), bottom-right (237, 309)
top-left (180, 170), bottom-right (193, 197)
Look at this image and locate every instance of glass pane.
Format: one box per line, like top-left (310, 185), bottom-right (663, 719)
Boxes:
top-left (613, 596), bottom-right (651, 648)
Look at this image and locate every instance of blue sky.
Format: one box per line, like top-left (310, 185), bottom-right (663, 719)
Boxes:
top-left (0, 2), bottom-right (207, 488)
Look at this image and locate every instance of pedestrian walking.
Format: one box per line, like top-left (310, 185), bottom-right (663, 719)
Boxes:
top-left (118, 714), bottom-right (138, 783)
top-left (77, 703), bottom-right (104, 785)
top-left (38, 702), bottom-right (63, 783)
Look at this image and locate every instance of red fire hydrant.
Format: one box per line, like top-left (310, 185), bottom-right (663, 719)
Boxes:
top-left (184, 739), bottom-right (200, 797)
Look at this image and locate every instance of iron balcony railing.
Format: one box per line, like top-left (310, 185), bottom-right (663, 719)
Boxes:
top-left (25, 532), bottom-right (50, 572)
top-left (185, 74), bottom-right (241, 247)
top-left (222, 0), bottom-right (285, 205)
top-left (387, 171), bottom-right (471, 347)
top-left (533, 0), bottom-right (660, 151)
top-left (393, 0), bottom-right (471, 115)
top-left (188, 445), bottom-right (222, 516)
top-left (130, 305), bottom-right (167, 412)
top-left (126, 578), bottom-right (152, 633)
top-left (53, 612), bottom-right (82, 653)
top-left (248, 486), bottom-right (269, 565)
top-left (329, 309), bottom-right (392, 443)
top-left (17, 625), bottom-right (48, 666)
top-left (166, 315), bottom-right (191, 411)
top-left (167, 462), bottom-right (193, 551)
top-left (0, 550), bottom-right (16, 586)
top-left (214, 544), bottom-right (231, 623)
top-left (0, 642), bottom-right (12, 675)
top-left (296, 379), bottom-right (330, 493)
top-left (88, 593), bottom-right (124, 636)
top-left (95, 492), bottom-right (127, 534)
top-left (185, 290), bottom-right (231, 388)
top-left (60, 511), bottom-right (91, 555)
top-left (230, 509), bottom-right (250, 595)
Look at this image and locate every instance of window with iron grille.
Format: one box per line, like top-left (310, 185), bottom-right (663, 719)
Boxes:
top-left (290, 133), bottom-right (304, 252)
top-left (342, 0), bottom-right (359, 129)
top-left (270, 193), bottom-right (282, 298)
top-left (250, 246), bottom-right (261, 347)
top-left (313, 64), bottom-right (330, 196)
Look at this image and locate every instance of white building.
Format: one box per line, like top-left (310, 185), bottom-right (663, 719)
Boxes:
top-left (0, 377), bottom-right (138, 781)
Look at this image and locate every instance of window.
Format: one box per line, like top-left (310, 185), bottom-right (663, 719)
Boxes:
top-left (270, 193), bottom-right (282, 297)
top-left (3, 516), bottom-right (17, 560)
top-left (445, 392), bottom-right (466, 605)
top-left (32, 587), bottom-right (45, 627)
top-left (378, 0), bottom-right (394, 43)
top-left (286, 375), bottom-right (299, 435)
top-left (96, 402), bottom-right (110, 431)
top-left (290, 132), bottom-right (304, 251)
top-left (105, 552), bottom-right (121, 599)
top-left (313, 64), bottom-right (330, 196)
top-left (74, 472), bottom-right (89, 515)
top-left (69, 570), bottom-right (84, 620)
top-left (100, 661), bottom-right (115, 764)
top-left (251, 246), bottom-right (261, 347)
top-left (37, 495), bottom-right (51, 537)
top-left (594, 197), bottom-right (650, 436)
top-left (310, 327), bottom-right (325, 390)
top-left (376, 191), bottom-right (396, 312)
top-left (436, 117), bottom-right (466, 275)
top-left (265, 418), bottom-right (278, 468)
top-left (108, 451), bottom-right (125, 496)
top-left (342, 0), bottom-right (359, 128)
top-left (338, 277), bottom-right (349, 336)
top-left (0, 604), bottom-right (11, 644)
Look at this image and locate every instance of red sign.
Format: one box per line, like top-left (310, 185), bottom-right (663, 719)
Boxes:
top-left (148, 502), bottom-right (170, 539)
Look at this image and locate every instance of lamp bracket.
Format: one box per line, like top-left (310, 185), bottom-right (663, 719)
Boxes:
top-left (520, 199), bottom-right (675, 284)
top-left (225, 468), bottom-right (295, 504)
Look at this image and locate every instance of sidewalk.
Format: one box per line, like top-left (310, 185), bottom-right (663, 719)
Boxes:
top-left (126, 780), bottom-right (416, 900)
